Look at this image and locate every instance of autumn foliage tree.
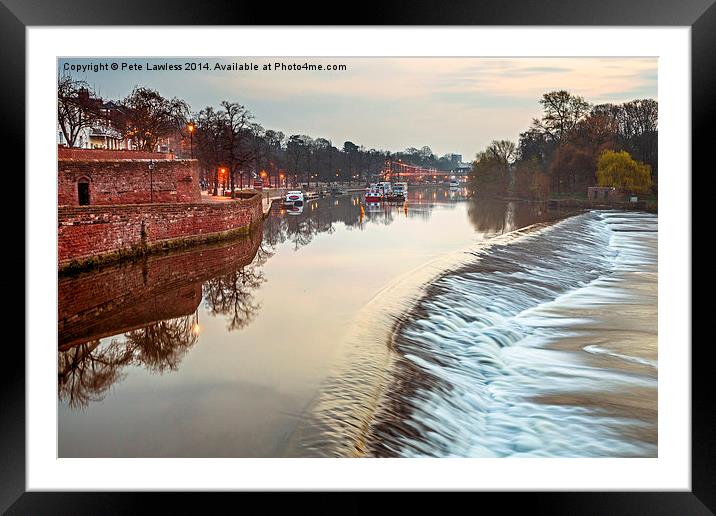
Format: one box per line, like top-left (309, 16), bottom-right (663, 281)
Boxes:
top-left (596, 150), bottom-right (652, 194)
top-left (469, 140), bottom-right (518, 195)
top-left (504, 90), bottom-right (658, 199)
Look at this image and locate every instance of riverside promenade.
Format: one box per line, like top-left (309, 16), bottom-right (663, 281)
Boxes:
top-left (203, 183), bottom-right (368, 217)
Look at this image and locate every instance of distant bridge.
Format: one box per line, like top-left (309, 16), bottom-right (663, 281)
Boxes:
top-left (382, 160), bottom-right (466, 182)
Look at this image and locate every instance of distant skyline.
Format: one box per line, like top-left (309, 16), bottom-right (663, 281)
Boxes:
top-left (59, 57), bottom-right (657, 160)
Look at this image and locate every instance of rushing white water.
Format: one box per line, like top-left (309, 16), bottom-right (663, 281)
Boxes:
top-left (366, 211), bottom-right (658, 458)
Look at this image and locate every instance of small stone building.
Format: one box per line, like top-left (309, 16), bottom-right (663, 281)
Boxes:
top-left (58, 148), bottom-right (199, 206)
top-left (587, 186), bottom-right (622, 203)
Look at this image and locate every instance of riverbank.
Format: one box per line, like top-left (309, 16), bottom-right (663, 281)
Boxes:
top-left (58, 191), bottom-right (263, 273)
top-left (497, 194), bottom-right (658, 214)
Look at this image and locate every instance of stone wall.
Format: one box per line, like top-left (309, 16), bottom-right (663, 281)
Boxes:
top-left (58, 146), bottom-right (175, 160)
top-left (58, 192), bottom-right (263, 269)
top-left (58, 158), bottom-right (199, 205)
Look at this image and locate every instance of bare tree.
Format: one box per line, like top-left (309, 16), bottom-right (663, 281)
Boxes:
top-left (535, 90), bottom-right (591, 144)
top-left (117, 87), bottom-right (189, 151)
top-left (219, 101), bottom-right (255, 195)
top-left (287, 135), bottom-right (310, 186)
top-left (264, 130), bottom-right (285, 187)
top-left (57, 76), bottom-right (102, 147)
top-left (486, 140), bottom-right (517, 173)
top-left (195, 106), bottom-right (227, 195)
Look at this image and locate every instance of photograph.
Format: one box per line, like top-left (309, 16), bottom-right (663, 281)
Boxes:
top-left (56, 56), bottom-right (659, 459)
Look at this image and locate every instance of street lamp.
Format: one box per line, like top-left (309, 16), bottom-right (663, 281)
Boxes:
top-left (187, 122), bottom-right (195, 159)
top-left (214, 167), bottom-right (227, 196)
top-left (148, 160), bottom-right (155, 202)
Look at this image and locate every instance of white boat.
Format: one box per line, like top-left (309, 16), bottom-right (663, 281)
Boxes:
top-left (365, 185), bottom-right (382, 203)
top-left (392, 182), bottom-right (408, 199)
top-left (283, 190), bottom-right (305, 206)
top-left (377, 181), bottom-right (392, 196)
top-left (393, 181), bottom-right (408, 192)
top-left (285, 204), bottom-right (304, 215)
top-left (449, 180), bottom-right (460, 189)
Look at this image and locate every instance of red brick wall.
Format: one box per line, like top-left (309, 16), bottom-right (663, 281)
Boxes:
top-left (58, 159), bottom-right (200, 205)
top-left (58, 146), bottom-right (175, 160)
top-left (58, 229), bottom-right (262, 349)
top-left (58, 193), bottom-right (263, 266)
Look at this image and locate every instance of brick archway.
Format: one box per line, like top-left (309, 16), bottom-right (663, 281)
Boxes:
top-left (77, 176), bottom-right (91, 206)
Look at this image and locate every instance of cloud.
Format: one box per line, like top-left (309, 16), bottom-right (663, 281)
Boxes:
top-left (58, 56), bottom-right (657, 158)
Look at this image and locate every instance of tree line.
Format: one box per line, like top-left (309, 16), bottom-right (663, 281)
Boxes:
top-left (471, 90), bottom-right (657, 199)
top-left (58, 76), bottom-right (462, 197)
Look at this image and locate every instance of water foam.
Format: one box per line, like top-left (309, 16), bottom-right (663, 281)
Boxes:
top-left (365, 211), bottom-right (658, 457)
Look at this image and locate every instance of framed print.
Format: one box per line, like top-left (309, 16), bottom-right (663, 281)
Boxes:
top-left (7, 0), bottom-right (711, 512)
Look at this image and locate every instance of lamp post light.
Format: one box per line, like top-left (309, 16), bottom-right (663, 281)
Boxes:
top-left (187, 121), bottom-right (195, 159)
top-left (215, 167), bottom-right (226, 196)
top-left (148, 159), bottom-right (155, 202)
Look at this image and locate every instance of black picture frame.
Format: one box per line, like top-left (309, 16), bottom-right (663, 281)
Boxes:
top-left (6, 0), bottom-right (709, 512)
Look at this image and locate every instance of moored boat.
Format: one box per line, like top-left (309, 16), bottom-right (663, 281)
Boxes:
top-left (388, 182), bottom-right (407, 201)
top-left (284, 190), bottom-right (305, 206)
top-left (364, 184), bottom-right (382, 203)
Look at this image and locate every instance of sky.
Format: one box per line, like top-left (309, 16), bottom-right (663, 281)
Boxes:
top-left (59, 57), bottom-right (657, 161)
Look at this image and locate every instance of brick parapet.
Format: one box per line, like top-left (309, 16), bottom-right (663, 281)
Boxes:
top-left (58, 193), bottom-right (263, 269)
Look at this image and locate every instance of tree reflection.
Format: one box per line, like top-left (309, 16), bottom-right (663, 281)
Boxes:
top-left (124, 316), bottom-right (198, 373)
top-left (58, 340), bottom-right (125, 408)
top-left (202, 242), bottom-right (271, 331)
top-left (466, 197), bottom-right (558, 235)
top-left (467, 198), bottom-right (512, 234)
top-left (262, 189), bottom-right (464, 253)
top-left (58, 227), bottom-right (267, 409)
top-left (58, 314), bottom-right (198, 409)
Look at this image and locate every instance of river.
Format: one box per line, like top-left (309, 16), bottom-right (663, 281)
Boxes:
top-left (58, 186), bottom-right (657, 458)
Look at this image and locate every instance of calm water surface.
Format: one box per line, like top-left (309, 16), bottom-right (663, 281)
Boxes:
top-left (58, 187), bottom-right (653, 457)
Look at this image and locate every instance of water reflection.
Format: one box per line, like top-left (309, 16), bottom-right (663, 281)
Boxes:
top-left (467, 198), bottom-right (559, 236)
top-left (58, 187), bottom-right (576, 458)
top-left (202, 248), bottom-right (270, 331)
top-left (59, 317), bottom-right (199, 408)
top-left (264, 187), bottom-right (477, 251)
top-left (58, 228), bottom-right (263, 408)
top-left (58, 189), bottom-right (563, 411)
